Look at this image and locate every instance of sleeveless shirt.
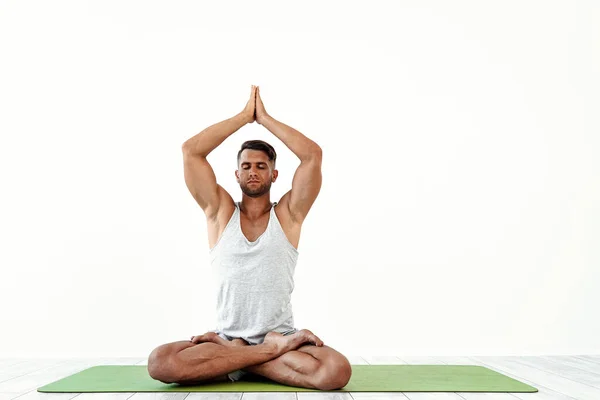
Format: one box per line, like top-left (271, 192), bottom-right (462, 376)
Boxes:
top-left (208, 201), bottom-right (299, 344)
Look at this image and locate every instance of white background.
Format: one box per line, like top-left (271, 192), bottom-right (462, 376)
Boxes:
top-left (0, 0), bottom-right (598, 358)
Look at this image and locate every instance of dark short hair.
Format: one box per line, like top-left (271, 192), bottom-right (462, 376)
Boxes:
top-left (237, 140), bottom-right (277, 167)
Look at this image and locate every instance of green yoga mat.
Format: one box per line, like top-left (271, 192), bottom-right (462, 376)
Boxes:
top-left (38, 365), bottom-right (538, 392)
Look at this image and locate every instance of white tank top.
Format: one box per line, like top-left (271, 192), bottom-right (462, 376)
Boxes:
top-left (209, 201), bottom-right (299, 344)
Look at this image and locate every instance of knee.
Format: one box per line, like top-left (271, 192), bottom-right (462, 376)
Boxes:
top-left (147, 344), bottom-right (179, 383)
top-left (315, 356), bottom-right (352, 390)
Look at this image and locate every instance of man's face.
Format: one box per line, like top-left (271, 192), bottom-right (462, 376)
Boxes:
top-left (236, 149), bottom-right (277, 198)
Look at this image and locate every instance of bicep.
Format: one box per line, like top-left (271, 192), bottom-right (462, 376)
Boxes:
top-left (182, 151), bottom-right (222, 218)
top-left (287, 154), bottom-right (323, 222)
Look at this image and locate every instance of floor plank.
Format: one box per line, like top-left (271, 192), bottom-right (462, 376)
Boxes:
top-left (0, 360), bottom-right (66, 383)
top-left (346, 356), bottom-right (369, 365)
top-left (551, 356), bottom-right (600, 375)
top-left (3, 358), bottom-right (142, 399)
top-left (243, 394), bottom-right (297, 400)
top-left (186, 393), bottom-right (242, 400)
top-left (74, 394), bottom-right (136, 400)
top-left (472, 356), bottom-right (595, 400)
top-left (9, 391), bottom-right (77, 400)
top-left (396, 357), bottom-right (446, 365)
top-left (0, 362), bottom-right (30, 371)
top-left (402, 394), bottom-right (465, 400)
top-left (121, 393), bottom-right (190, 400)
top-left (574, 355), bottom-right (600, 365)
top-left (517, 356), bottom-right (600, 388)
top-left (344, 394), bottom-right (409, 400)
top-left (360, 356), bottom-right (406, 365)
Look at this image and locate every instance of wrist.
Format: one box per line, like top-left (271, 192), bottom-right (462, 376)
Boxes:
top-left (258, 113), bottom-right (273, 125)
top-left (262, 342), bottom-right (284, 356)
top-left (235, 112), bottom-right (250, 125)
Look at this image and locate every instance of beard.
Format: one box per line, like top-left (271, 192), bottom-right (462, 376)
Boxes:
top-left (240, 180), bottom-right (272, 198)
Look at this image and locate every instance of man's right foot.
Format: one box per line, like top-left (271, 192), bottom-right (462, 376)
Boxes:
top-left (264, 329), bottom-right (324, 353)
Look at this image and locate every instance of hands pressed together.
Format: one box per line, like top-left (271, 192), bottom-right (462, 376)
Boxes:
top-left (241, 85), bottom-right (269, 125)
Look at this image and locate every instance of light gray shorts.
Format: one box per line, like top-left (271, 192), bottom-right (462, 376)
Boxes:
top-left (214, 328), bottom-right (299, 382)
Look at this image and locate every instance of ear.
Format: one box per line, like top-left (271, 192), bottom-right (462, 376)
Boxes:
top-left (235, 170), bottom-right (240, 182)
top-left (272, 169), bottom-right (278, 182)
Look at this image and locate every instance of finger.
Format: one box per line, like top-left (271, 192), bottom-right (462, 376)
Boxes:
top-left (211, 335), bottom-right (230, 346)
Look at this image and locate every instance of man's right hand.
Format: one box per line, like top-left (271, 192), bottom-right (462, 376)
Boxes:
top-left (191, 332), bottom-right (250, 347)
top-left (190, 332), bottom-right (221, 344)
top-left (240, 85), bottom-right (257, 124)
top-left (264, 329), bottom-right (324, 353)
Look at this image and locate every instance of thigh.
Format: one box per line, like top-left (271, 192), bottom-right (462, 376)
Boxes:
top-left (151, 340), bottom-right (231, 384)
top-left (151, 339), bottom-right (197, 359)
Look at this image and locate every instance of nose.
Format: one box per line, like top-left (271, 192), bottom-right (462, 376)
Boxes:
top-left (249, 168), bottom-right (260, 178)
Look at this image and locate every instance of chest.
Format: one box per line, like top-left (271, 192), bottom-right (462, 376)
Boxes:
top-left (239, 212), bottom-right (271, 242)
top-left (209, 206), bottom-right (300, 250)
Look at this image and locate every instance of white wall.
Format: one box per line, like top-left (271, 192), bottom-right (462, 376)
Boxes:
top-left (1, 0), bottom-right (598, 358)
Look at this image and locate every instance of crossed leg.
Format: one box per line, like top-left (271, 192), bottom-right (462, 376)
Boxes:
top-left (148, 330), bottom-right (352, 390)
top-left (241, 343), bottom-right (352, 390)
top-left (149, 340), bottom-right (231, 385)
top-left (210, 331), bottom-right (351, 390)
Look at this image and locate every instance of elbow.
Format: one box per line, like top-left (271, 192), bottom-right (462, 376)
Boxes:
top-left (314, 145), bottom-right (323, 157)
top-left (182, 143), bottom-right (198, 156)
top-left (303, 145), bottom-right (322, 161)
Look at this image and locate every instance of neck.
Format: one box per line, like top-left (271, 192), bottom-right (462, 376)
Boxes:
top-left (240, 194), bottom-right (272, 220)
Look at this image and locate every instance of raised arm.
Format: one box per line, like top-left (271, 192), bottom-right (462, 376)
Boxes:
top-left (181, 85), bottom-right (257, 218)
top-left (255, 87), bottom-right (322, 223)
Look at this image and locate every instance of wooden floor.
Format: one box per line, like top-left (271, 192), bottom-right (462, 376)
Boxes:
top-left (1, 355), bottom-right (599, 400)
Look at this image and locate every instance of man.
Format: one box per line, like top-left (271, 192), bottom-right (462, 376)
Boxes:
top-left (147, 86), bottom-right (352, 390)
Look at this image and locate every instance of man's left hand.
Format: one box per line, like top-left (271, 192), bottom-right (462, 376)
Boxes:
top-left (255, 86), bottom-right (270, 125)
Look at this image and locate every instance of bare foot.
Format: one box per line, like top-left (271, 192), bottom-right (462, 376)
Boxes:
top-left (264, 329), bottom-right (324, 353)
top-left (263, 331), bottom-right (286, 352)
